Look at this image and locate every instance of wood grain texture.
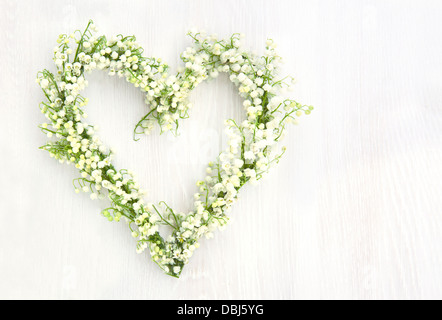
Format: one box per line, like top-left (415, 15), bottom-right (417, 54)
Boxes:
top-left (1, 0), bottom-right (442, 300)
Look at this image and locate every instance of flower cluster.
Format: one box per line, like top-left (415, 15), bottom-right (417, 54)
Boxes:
top-left (37, 21), bottom-right (312, 278)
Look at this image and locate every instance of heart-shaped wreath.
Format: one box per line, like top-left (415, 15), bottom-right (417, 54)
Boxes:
top-left (36, 21), bottom-right (313, 277)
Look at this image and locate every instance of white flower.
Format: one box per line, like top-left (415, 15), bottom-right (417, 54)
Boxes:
top-left (66, 95), bottom-right (75, 103)
top-left (244, 151), bottom-right (255, 161)
top-left (233, 159), bottom-right (244, 168)
top-left (231, 64), bottom-right (240, 72)
top-left (244, 168), bottom-right (256, 178)
top-left (102, 180), bottom-right (112, 189)
top-left (40, 79), bottom-right (49, 88)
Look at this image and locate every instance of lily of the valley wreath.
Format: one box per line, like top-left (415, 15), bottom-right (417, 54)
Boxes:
top-left (36, 20), bottom-right (313, 278)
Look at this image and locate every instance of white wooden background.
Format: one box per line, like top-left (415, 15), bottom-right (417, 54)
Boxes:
top-left (1, 0), bottom-right (442, 300)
